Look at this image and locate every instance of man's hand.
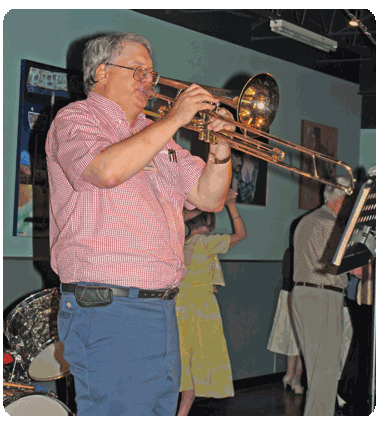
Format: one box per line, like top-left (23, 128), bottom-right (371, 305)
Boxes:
top-left (207, 107), bottom-right (236, 133)
top-left (165, 84), bottom-right (219, 130)
top-left (207, 107), bottom-right (235, 161)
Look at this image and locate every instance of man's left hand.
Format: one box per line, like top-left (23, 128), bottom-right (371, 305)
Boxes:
top-left (207, 107), bottom-right (235, 159)
top-left (207, 107), bottom-right (236, 133)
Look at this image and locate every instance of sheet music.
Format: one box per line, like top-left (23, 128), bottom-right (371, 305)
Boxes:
top-left (333, 176), bottom-right (376, 269)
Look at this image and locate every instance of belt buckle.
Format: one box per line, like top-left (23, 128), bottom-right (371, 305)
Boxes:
top-left (162, 286), bottom-right (179, 300)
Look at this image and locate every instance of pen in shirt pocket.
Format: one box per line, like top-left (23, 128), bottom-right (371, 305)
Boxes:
top-left (168, 149), bottom-right (177, 163)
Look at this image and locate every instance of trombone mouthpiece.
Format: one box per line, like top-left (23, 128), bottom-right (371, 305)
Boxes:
top-left (139, 86), bottom-right (156, 99)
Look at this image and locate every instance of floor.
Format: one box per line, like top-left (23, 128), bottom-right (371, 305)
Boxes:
top-left (186, 374), bottom-right (305, 416)
top-left (32, 371), bottom-right (373, 416)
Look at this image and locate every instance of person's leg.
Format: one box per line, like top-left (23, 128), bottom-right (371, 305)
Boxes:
top-left (177, 390), bottom-right (196, 416)
top-left (151, 298), bottom-right (181, 415)
top-left (340, 306), bottom-right (353, 378)
top-left (295, 356), bottom-right (303, 382)
top-left (58, 286), bottom-right (180, 416)
top-left (292, 287), bottom-right (343, 415)
top-left (283, 356), bottom-right (296, 388)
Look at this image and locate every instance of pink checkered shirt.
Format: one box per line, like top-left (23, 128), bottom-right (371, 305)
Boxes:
top-left (46, 92), bottom-right (205, 289)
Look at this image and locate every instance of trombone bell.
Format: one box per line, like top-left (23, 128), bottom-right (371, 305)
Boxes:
top-left (237, 73), bottom-right (279, 134)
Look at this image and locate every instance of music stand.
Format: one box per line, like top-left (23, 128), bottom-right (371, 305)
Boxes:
top-left (332, 169), bottom-right (376, 415)
top-left (332, 174), bottom-right (376, 273)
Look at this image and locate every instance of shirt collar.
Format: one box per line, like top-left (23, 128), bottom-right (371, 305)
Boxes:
top-left (321, 203), bottom-right (338, 218)
top-left (86, 92), bottom-right (146, 126)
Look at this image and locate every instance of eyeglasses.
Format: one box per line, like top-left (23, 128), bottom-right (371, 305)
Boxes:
top-left (106, 63), bottom-right (160, 86)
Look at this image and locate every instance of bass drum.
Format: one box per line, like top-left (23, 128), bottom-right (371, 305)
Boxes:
top-left (5, 288), bottom-right (70, 381)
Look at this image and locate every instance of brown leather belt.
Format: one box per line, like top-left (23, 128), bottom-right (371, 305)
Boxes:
top-left (61, 283), bottom-right (179, 300)
top-left (295, 282), bottom-right (344, 294)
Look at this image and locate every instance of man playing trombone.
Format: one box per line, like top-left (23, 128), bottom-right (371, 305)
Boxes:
top-left (46, 32), bottom-right (235, 416)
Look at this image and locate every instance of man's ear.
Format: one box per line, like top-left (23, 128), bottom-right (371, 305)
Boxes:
top-left (95, 63), bottom-right (109, 86)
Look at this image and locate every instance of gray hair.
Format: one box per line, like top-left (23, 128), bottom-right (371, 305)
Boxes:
top-left (83, 32), bottom-right (153, 95)
top-left (323, 176), bottom-right (350, 203)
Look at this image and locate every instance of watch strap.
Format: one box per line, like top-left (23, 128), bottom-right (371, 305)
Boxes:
top-left (209, 153), bottom-right (231, 164)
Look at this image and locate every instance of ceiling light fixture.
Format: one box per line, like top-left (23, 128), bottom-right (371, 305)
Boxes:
top-left (270, 19), bottom-right (338, 53)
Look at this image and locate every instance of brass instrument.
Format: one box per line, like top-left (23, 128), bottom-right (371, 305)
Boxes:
top-left (144, 73), bottom-right (356, 194)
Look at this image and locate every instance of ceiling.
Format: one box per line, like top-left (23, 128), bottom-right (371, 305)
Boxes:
top-left (134, 9), bottom-right (376, 92)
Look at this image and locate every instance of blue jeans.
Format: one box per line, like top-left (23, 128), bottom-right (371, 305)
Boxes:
top-left (58, 283), bottom-right (181, 416)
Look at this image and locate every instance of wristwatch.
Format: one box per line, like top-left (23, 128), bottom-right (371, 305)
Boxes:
top-left (209, 152), bottom-right (231, 164)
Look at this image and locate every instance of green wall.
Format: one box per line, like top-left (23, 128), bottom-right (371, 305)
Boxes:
top-left (359, 129), bottom-right (376, 173)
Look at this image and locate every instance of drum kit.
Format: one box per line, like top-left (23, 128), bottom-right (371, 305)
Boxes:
top-left (3, 288), bottom-right (73, 416)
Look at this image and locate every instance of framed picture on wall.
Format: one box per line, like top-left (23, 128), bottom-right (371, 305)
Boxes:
top-left (230, 134), bottom-right (268, 206)
top-left (187, 139), bottom-right (269, 207)
top-left (13, 59), bottom-right (85, 237)
top-left (299, 120), bottom-right (338, 210)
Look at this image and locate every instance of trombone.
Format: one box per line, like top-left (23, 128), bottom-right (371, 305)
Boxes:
top-left (144, 73), bottom-right (356, 195)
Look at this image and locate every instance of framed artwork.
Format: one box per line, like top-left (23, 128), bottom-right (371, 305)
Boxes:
top-left (230, 133), bottom-right (268, 206)
top-left (13, 59), bottom-right (85, 237)
top-left (299, 120), bottom-right (338, 210)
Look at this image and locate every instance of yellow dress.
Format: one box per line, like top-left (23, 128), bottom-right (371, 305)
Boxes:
top-left (175, 234), bottom-right (235, 398)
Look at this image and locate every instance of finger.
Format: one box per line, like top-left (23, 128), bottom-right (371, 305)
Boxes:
top-left (183, 85), bottom-right (219, 103)
top-left (200, 103), bottom-right (217, 111)
top-left (192, 93), bottom-right (219, 106)
top-left (216, 108), bottom-right (234, 119)
top-left (208, 120), bottom-right (235, 132)
top-left (184, 83), bottom-right (202, 92)
top-left (207, 107), bottom-right (235, 131)
top-left (209, 123), bottom-right (222, 132)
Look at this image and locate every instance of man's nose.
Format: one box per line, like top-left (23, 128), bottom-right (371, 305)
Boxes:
top-left (143, 72), bottom-right (154, 84)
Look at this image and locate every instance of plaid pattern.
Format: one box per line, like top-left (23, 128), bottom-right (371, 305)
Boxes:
top-left (46, 93), bottom-right (205, 289)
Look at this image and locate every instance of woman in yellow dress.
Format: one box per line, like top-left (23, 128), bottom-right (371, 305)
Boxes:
top-left (176, 190), bottom-right (247, 416)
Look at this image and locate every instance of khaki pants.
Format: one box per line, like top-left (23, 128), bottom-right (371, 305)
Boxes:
top-left (291, 286), bottom-right (352, 416)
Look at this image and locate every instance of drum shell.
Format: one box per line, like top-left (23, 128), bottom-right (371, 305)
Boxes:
top-left (5, 288), bottom-right (70, 381)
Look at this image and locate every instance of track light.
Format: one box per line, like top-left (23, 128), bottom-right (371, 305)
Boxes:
top-left (270, 19), bottom-right (338, 52)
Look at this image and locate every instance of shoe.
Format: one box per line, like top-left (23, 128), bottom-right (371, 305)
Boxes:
top-left (290, 377), bottom-right (304, 395)
top-left (337, 394), bottom-right (347, 408)
top-left (282, 374), bottom-right (293, 389)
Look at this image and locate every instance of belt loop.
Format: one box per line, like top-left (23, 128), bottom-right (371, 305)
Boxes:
top-left (128, 288), bottom-right (139, 299)
top-left (162, 286), bottom-right (173, 300)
